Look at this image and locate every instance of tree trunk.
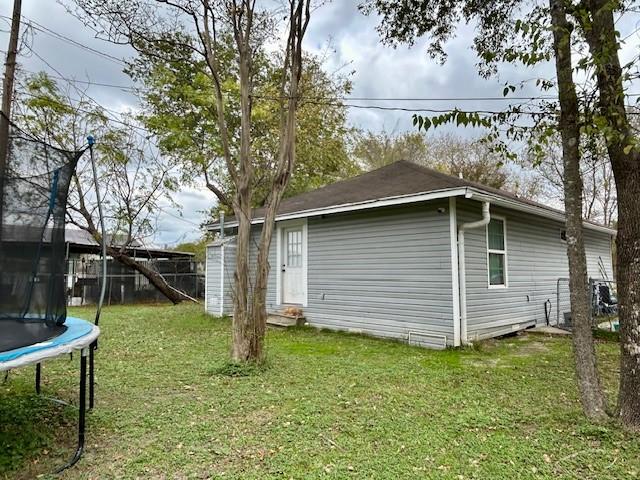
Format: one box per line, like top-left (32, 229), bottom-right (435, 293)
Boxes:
top-left (615, 165), bottom-right (640, 428)
top-left (248, 47), bottom-right (302, 366)
top-left (229, 1), bottom-right (310, 365)
top-left (231, 209), bottom-right (259, 363)
top-left (549, 0), bottom-right (608, 420)
top-left (582, 0), bottom-right (640, 429)
top-left (107, 246), bottom-right (191, 305)
top-left (230, 8), bottom-right (261, 363)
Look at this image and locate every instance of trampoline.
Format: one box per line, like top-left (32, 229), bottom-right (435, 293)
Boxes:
top-left (0, 116), bottom-right (106, 473)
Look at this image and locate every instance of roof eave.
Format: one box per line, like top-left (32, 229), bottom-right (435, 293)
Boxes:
top-left (467, 188), bottom-right (616, 235)
top-left (206, 187), bottom-right (469, 230)
top-left (206, 185), bottom-right (616, 235)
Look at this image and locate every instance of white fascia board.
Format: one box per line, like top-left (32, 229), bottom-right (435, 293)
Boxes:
top-left (206, 188), bottom-right (468, 230)
top-left (467, 189), bottom-right (617, 235)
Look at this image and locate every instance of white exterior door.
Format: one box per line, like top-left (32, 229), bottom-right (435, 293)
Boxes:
top-left (282, 226), bottom-right (305, 304)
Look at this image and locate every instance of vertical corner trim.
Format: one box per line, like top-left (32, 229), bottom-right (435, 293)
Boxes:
top-left (302, 220), bottom-right (308, 307)
top-left (449, 197), bottom-right (461, 347)
top-left (275, 223), bottom-right (282, 306)
top-left (220, 245), bottom-right (224, 316)
top-left (204, 246), bottom-right (209, 314)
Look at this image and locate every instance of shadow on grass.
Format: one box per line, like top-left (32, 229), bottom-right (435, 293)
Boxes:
top-left (593, 328), bottom-right (620, 343)
top-left (0, 389), bottom-right (78, 478)
top-left (210, 360), bottom-right (270, 378)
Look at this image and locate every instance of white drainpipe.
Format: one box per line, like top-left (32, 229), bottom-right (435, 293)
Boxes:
top-left (458, 201), bottom-right (490, 345)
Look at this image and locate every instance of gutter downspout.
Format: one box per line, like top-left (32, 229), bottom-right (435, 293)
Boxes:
top-left (219, 211), bottom-right (225, 239)
top-left (458, 201), bottom-right (490, 345)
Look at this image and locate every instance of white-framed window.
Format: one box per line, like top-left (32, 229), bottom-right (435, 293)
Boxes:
top-left (486, 217), bottom-right (508, 288)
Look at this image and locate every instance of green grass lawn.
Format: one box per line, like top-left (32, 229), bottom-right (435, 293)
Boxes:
top-left (0, 304), bottom-right (638, 479)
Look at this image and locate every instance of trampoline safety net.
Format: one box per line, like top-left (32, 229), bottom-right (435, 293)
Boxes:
top-left (0, 125), bottom-right (85, 352)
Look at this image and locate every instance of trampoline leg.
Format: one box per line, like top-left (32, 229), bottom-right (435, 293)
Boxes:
top-left (89, 342), bottom-right (95, 410)
top-left (35, 363), bottom-right (41, 395)
top-left (54, 348), bottom-right (87, 474)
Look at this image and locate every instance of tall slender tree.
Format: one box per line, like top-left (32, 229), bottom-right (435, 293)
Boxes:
top-left (549, 0), bottom-right (607, 419)
top-left (72, 0), bottom-right (315, 363)
top-left (575, 0), bottom-right (640, 429)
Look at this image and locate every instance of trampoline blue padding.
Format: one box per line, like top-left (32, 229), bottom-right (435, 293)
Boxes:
top-left (0, 317), bottom-right (100, 370)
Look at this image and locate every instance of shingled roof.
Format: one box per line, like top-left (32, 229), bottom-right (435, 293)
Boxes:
top-left (209, 160), bottom-right (615, 233)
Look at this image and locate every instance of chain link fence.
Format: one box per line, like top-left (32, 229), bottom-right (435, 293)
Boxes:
top-left (66, 258), bottom-right (204, 306)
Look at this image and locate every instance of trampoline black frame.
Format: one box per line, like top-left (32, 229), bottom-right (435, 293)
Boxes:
top-left (36, 341), bottom-right (97, 470)
top-left (32, 344), bottom-right (93, 473)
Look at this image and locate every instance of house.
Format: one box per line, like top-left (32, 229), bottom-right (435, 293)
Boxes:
top-left (204, 160), bottom-right (615, 348)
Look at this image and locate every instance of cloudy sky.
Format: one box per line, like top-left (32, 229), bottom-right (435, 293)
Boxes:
top-left (1, 1), bottom-right (638, 246)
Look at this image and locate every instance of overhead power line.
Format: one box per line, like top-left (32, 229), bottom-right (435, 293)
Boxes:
top-left (19, 66), bottom-right (137, 92)
top-left (301, 101), bottom-right (640, 115)
top-left (7, 19), bottom-right (639, 104)
top-left (252, 92), bottom-right (640, 102)
top-left (16, 87), bottom-right (152, 138)
top-left (0, 13), bottom-right (127, 67)
top-left (157, 206), bottom-right (202, 227)
top-left (5, 14), bottom-right (640, 108)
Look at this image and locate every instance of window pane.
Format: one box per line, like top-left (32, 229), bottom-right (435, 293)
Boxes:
top-left (287, 229), bottom-right (302, 267)
top-left (488, 219), bottom-right (505, 250)
top-left (489, 253), bottom-right (505, 285)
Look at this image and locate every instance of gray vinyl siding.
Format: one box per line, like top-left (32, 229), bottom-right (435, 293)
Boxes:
top-left (205, 195), bottom-right (614, 348)
top-left (585, 229), bottom-right (614, 281)
top-left (204, 239), bottom-right (239, 316)
top-left (205, 244), bottom-right (222, 315)
top-left (210, 227), bottom-right (277, 316)
top-left (205, 201), bottom-right (455, 347)
top-left (250, 226), bottom-right (278, 310)
top-left (221, 242), bottom-right (237, 314)
top-left (303, 201), bottom-right (454, 348)
top-left (457, 198), bottom-right (614, 340)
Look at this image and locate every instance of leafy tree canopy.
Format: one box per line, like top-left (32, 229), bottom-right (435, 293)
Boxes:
top-left (173, 237), bottom-right (210, 263)
top-left (127, 34), bottom-right (360, 212)
top-left (353, 129), bottom-right (542, 199)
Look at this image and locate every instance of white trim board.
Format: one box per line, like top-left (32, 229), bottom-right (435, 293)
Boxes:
top-left (449, 197), bottom-right (461, 347)
top-left (220, 245), bottom-right (225, 315)
top-left (486, 214), bottom-right (509, 289)
top-left (275, 223), bottom-right (282, 305)
top-left (211, 188), bottom-right (467, 228)
top-left (275, 218), bottom-right (308, 307)
top-left (204, 245), bottom-right (209, 313)
top-left (466, 189), bottom-right (616, 235)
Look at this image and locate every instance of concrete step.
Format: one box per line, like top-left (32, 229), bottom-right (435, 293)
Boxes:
top-left (267, 312), bottom-right (305, 327)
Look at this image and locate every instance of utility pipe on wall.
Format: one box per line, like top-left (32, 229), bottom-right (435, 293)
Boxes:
top-left (458, 201), bottom-right (491, 344)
